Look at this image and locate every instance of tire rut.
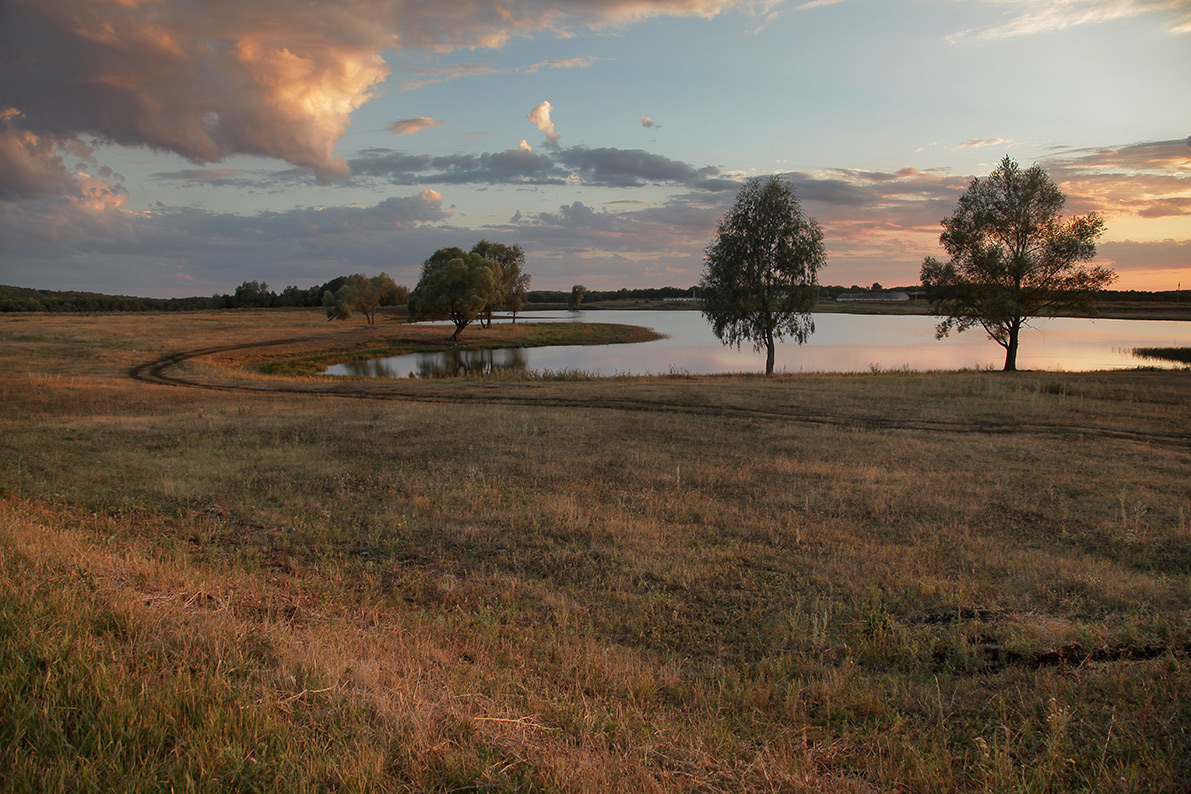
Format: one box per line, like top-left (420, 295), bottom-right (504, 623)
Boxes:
top-left (129, 336), bottom-right (1191, 446)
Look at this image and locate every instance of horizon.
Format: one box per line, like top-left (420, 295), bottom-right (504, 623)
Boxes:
top-left (1, 0), bottom-right (1188, 297)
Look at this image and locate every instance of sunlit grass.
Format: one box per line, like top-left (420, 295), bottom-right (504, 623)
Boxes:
top-left (2, 309), bottom-right (1189, 792)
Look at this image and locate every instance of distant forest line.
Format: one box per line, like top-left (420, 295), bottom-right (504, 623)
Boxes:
top-left (0, 280), bottom-right (1184, 314)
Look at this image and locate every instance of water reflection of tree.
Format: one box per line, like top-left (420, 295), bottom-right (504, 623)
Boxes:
top-left (352, 358), bottom-right (404, 378)
top-left (415, 347), bottom-right (529, 378)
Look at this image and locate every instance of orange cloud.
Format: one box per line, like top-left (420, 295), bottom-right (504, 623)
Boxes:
top-left (387, 117), bottom-right (446, 136)
top-left (1, 0), bottom-right (758, 191)
top-left (528, 100), bottom-right (562, 149)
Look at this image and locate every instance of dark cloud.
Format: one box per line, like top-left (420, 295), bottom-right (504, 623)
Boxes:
top-left (557, 146), bottom-right (722, 188)
top-left (0, 127), bottom-right (76, 201)
top-left (0, 0), bottom-right (755, 196)
top-left (135, 143), bottom-right (742, 192)
top-left (1098, 239), bottom-right (1191, 274)
top-left (0, 1), bottom-right (393, 183)
top-left (345, 145), bottom-right (738, 190)
top-left (1042, 138), bottom-right (1191, 174)
top-left (529, 201), bottom-right (622, 230)
top-left (1138, 198), bottom-right (1191, 219)
top-left (0, 188), bottom-right (453, 294)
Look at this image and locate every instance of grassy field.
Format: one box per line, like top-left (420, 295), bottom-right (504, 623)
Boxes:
top-left (2, 309), bottom-right (1189, 793)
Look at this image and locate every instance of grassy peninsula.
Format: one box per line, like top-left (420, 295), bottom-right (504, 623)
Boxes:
top-left (2, 309), bottom-right (1189, 793)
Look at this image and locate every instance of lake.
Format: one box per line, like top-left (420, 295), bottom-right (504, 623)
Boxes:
top-left (324, 310), bottom-right (1190, 378)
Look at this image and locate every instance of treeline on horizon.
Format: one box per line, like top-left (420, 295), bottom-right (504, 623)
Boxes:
top-left (0, 280), bottom-right (1184, 314)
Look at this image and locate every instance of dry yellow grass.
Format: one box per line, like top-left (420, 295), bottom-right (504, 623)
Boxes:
top-left (2, 309), bottom-right (1189, 792)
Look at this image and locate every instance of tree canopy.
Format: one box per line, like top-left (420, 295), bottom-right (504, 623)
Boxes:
top-left (407, 248), bottom-right (502, 340)
top-left (322, 273), bottom-right (401, 324)
top-left (921, 156), bottom-right (1113, 371)
top-left (699, 176), bottom-right (826, 375)
top-left (470, 240), bottom-right (531, 324)
top-left (568, 284), bottom-right (587, 311)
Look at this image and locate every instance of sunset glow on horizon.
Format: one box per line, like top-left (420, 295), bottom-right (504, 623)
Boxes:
top-left (1, 0), bottom-right (1188, 296)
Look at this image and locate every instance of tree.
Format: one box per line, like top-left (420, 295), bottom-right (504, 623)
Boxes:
top-left (407, 248), bottom-right (502, 340)
top-left (470, 240), bottom-right (531, 325)
top-left (232, 280), bottom-right (275, 308)
top-left (322, 273), bottom-right (399, 324)
top-left (568, 284), bottom-right (587, 311)
top-left (699, 175), bottom-right (826, 376)
top-left (921, 156), bottom-right (1113, 371)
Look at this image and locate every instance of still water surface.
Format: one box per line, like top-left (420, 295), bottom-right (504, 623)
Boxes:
top-left (324, 311), bottom-right (1189, 378)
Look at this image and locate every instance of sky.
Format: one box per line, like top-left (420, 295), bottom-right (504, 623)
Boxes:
top-left (1, 0), bottom-right (1188, 298)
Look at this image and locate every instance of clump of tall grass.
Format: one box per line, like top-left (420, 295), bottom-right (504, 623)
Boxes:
top-left (1132, 346), bottom-right (1191, 365)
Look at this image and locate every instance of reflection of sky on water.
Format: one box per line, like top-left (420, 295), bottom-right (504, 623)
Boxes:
top-left (325, 311), bottom-right (1190, 378)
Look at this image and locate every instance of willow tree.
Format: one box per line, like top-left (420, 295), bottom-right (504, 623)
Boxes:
top-left (921, 156), bottom-right (1113, 371)
top-left (322, 273), bottom-right (399, 324)
top-left (407, 248), bottom-right (501, 340)
top-left (699, 176), bottom-right (826, 376)
top-left (471, 240), bottom-right (531, 325)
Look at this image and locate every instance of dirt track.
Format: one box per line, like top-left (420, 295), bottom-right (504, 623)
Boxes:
top-left (129, 336), bottom-right (1191, 448)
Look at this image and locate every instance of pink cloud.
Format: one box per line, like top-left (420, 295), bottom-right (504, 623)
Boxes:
top-left (528, 100), bottom-right (562, 149)
top-left (387, 117), bottom-right (446, 136)
top-left (1, 0), bottom-right (747, 191)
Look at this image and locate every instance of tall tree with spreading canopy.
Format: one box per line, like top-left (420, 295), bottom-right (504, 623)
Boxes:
top-left (322, 273), bottom-right (399, 324)
top-left (921, 156), bottom-right (1113, 371)
top-left (699, 175), bottom-right (826, 376)
top-left (568, 284), bottom-right (587, 310)
top-left (407, 248), bottom-right (502, 341)
top-left (470, 240), bottom-right (531, 325)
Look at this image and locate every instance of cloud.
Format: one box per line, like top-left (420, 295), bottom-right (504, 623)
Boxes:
top-left (528, 100), bottom-right (562, 150)
top-left (398, 64), bottom-right (502, 91)
top-left (398, 56), bottom-right (601, 90)
top-left (350, 145), bottom-right (565, 185)
top-left (387, 118), bottom-right (446, 136)
top-left (0, 126), bottom-right (76, 201)
top-left (641, 117), bottom-right (659, 128)
top-left (145, 142), bottom-right (743, 192)
top-left (6, 139), bottom-right (1184, 296)
top-left (1035, 139), bottom-right (1191, 220)
top-left (1097, 238), bottom-right (1191, 274)
top-left (959, 138), bottom-right (1010, 148)
top-left (0, 0), bottom-right (752, 193)
top-left (795, 0), bottom-right (847, 9)
top-left (557, 146), bottom-right (730, 188)
top-left (1042, 137), bottom-right (1191, 173)
top-left (948, 0), bottom-right (1191, 41)
top-left (523, 57), bottom-right (601, 72)
top-left (1, 0), bottom-right (393, 184)
top-left (1137, 198), bottom-right (1191, 218)
top-left (0, 115), bottom-right (132, 205)
top-left (0, 187), bottom-right (453, 294)
top-left (355, 143), bottom-right (737, 190)
top-left (147, 168), bottom-right (256, 188)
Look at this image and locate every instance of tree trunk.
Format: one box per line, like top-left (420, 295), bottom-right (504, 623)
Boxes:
top-left (765, 337), bottom-right (776, 376)
top-left (1003, 323), bottom-right (1020, 371)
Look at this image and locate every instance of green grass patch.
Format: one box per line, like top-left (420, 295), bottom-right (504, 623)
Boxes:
top-left (263, 321), bottom-right (662, 376)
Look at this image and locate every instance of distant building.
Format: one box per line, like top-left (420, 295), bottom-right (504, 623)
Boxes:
top-left (836, 291), bottom-right (911, 302)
